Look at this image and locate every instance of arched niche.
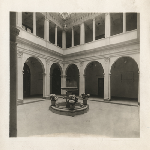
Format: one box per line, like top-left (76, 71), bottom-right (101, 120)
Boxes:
top-left (23, 57), bottom-right (45, 98)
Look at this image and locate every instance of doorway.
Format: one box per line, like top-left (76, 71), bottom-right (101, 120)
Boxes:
top-left (98, 78), bottom-right (104, 98)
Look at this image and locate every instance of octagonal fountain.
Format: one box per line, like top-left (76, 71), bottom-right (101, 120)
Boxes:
top-left (49, 87), bottom-right (89, 117)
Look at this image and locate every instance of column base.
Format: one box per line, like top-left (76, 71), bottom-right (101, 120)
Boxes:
top-left (104, 98), bottom-right (111, 101)
top-left (17, 99), bottom-right (23, 105)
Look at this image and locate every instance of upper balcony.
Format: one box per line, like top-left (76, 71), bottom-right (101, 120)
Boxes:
top-left (17, 27), bottom-right (64, 55)
top-left (16, 12), bottom-right (139, 56)
top-left (64, 29), bottom-right (138, 55)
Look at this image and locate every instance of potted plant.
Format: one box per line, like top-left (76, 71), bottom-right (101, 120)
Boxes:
top-left (50, 94), bottom-right (58, 106)
top-left (81, 93), bottom-right (90, 105)
top-left (68, 95), bottom-right (78, 110)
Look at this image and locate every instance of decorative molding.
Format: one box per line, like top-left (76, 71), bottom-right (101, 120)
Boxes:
top-left (61, 75), bottom-right (67, 78)
top-left (104, 57), bottom-right (110, 63)
top-left (80, 61), bottom-right (84, 67)
top-left (10, 41), bottom-right (17, 50)
top-left (10, 26), bottom-right (20, 36)
top-left (66, 13), bottom-right (102, 29)
top-left (17, 51), bottom-right (23, 58)
top-left (17, 37), bottom-right (63, 62)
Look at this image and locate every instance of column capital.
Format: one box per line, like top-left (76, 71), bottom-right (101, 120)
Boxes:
top-left (61, 75), bottom-right (67, 78)
top-left (93, 18), bottom-right (95, 21)
top-left (55, 25), bottom-right (57, 28)
top-left (79, 74), bottom-right (85, 77)
top-left (80, 61), bottom-right (84, 67)
top-left (138, 71), bottom-right (140, 74)
top-left (105, 13), bottom-right (110, 16)
top-left (43, 72), bottom-right (46, 76)
top-left (104, 57), bottom-right (110, 63)
top-left (17, 51), bottom-right (23, 58)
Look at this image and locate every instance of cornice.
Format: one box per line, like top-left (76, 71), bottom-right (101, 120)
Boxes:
top-left (64, 39), bottom-right (139, 58)
top-left (47, 13), bottom-right (64, 29)
top-left (10, 26), bottom-right (20, 36)
top-left (65, 13), bottom-right (102, 30)
top-left (16, 35), bottom-right (139, 65)
top-left (17, 36), bottom-right (63, 58)
top-left (46, 13), bottom-right (103, 30)
top-left (62, 40), bottom-right (140, 64)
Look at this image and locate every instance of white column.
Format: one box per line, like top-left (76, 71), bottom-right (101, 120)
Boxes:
top-left (62, 30), bottom-right (66, 49)
top-left (79, 62), bottom-right (85, 95)
top-left (43, 73), bottom-right (47, 98)
top-left (72, 27), bottom-right (74, 47)
top-left (105, 13), bottom-right (111, 38)
top-left (17, 51), bottom-right (23, 103)
top-left (123, 13), bottom-right (126, 33)
top-left (80, 22), bottom-right (85, 44)
top-left (46, 60), bottom-right (51, 96)
top-left (44, 18), bottom-right (49, 41)
top-left (16, 12), bottom-right (22, 27)
top-left (138, 71), bottom-right (140, 105)
top-left (104, 57), bottom-right (111, 100)
top-left (33, 12), bottom-right (36, 35)
top-left (55, 25), bottom-right (57, 45)
top-left (61, 75), bottom-right (66, 95)
top-left (138, 71), bottom-right (140, 115)
top-left (93, 18), bottom-right (95, 41)
top-left (79, 74), bottom-right (85, 96)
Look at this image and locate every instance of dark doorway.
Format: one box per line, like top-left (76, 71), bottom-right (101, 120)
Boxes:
top-left (23, 63), bottom-right (30, 97)
top-left (98, 78), bottom-right (104, 98)
top-left (52, 67), bottom-right (61, 95)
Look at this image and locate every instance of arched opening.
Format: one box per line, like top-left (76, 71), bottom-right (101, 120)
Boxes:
top-left (85, 61), bottom-right (104, 98)
top-left (111, 57), bottom-right (139, 101)
top-left (50, 63), bottom-right (61, 95)
top-left (23, 57), bottom-right (44, 98)
top-left (66, 64), bottom-right (79, 95)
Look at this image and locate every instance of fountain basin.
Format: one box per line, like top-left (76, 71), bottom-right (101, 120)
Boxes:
top-left (49, 102), bottom-right (89, 117)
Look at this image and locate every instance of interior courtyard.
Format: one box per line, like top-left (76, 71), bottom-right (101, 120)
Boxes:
top-left (10, 12), bottom-right (140, 137)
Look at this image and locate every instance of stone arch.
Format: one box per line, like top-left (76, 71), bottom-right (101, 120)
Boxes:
top-left (65, 63), bottom-right (80, 76)
top-left (50, 62), bottom-right (63, 75)
top-left (65, 63), bottom-right (80, 95)
top-left (84, 61), bottom-right (104, 98)
top-left (84, 60), bottom-right (104, 75)
top-left (23, 55), bottom-right (46, 73)
top-left (110, 56), bottom-right (139, 100)
top-left (50, 63), bottom-right (62, 95)
top-left (110, 55), bottom-right (139, 73)
top-left (23, 56), bottom-right (45, 98)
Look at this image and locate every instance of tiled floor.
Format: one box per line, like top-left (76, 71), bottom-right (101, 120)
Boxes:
top-left (17, 97), bottom-right (140, 137)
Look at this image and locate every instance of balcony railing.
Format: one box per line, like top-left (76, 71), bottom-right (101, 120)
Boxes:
top-left (18, 27), bottom-right (137, 56)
